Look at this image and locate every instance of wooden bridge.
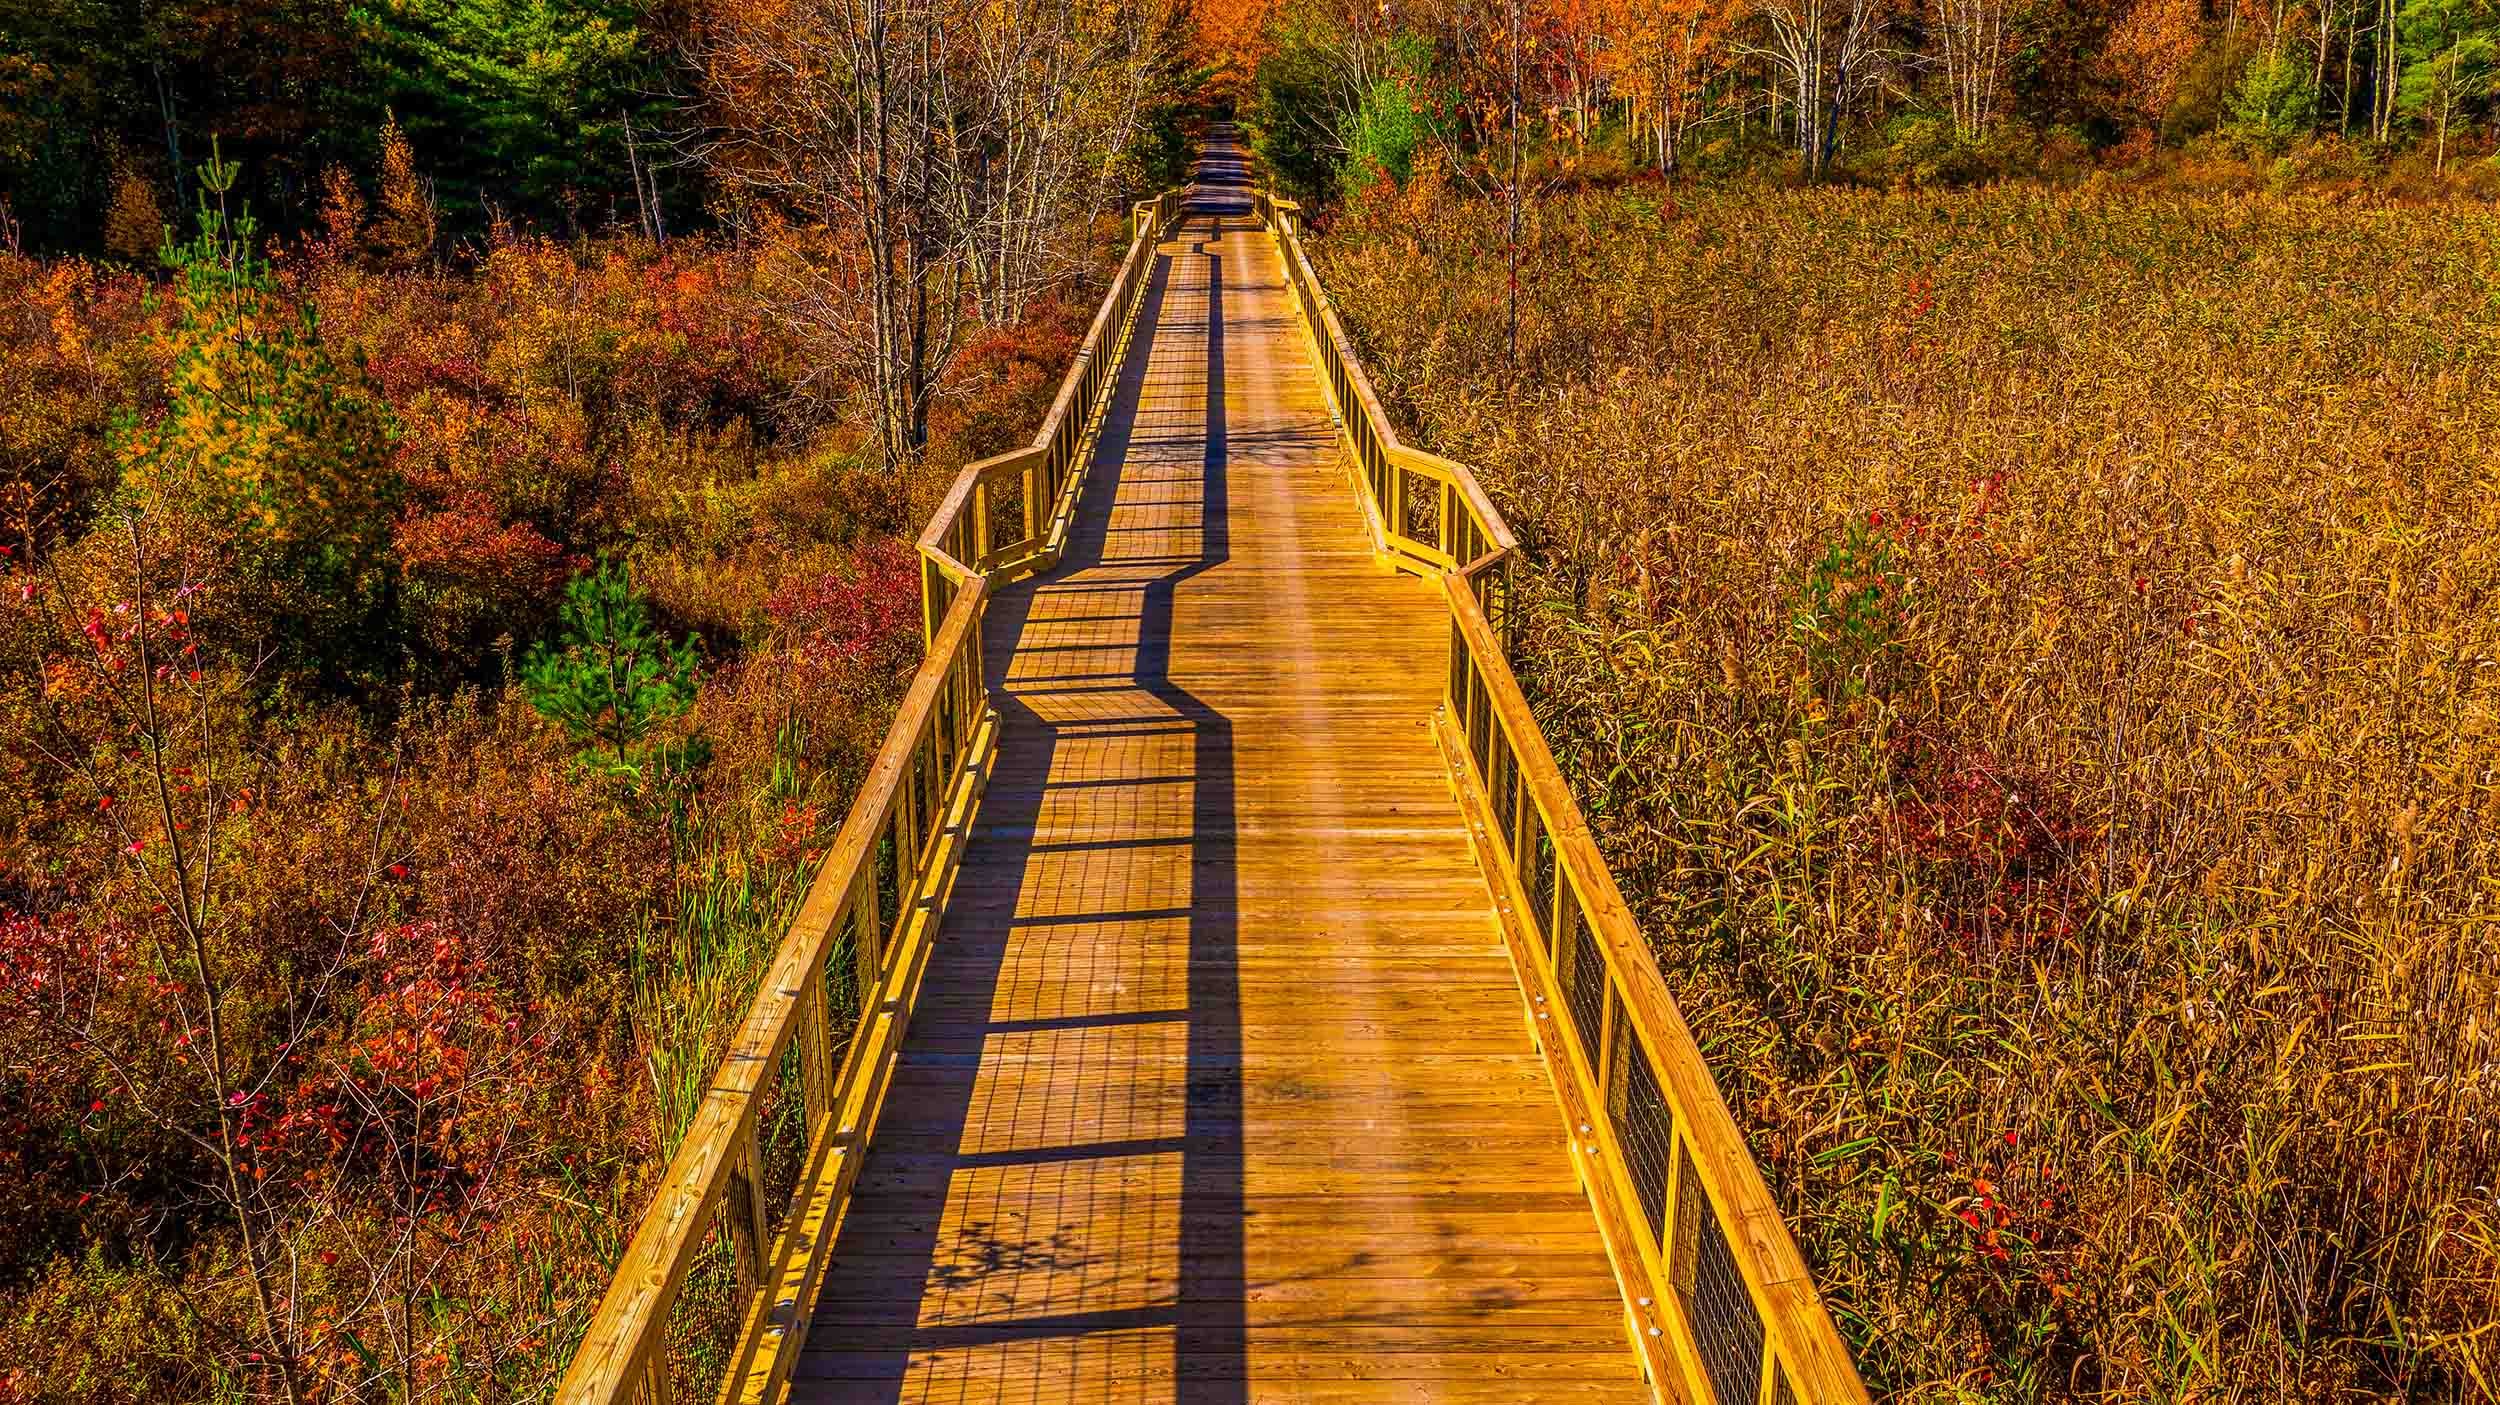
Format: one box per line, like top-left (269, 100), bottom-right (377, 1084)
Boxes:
top-left (560, 132), bottom-right (1869, 1405)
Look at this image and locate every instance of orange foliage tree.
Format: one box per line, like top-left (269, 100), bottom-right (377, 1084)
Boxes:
top-left (2103, 0), bottom-right (2210, 129)
top-left (1600, 0), bottom-right (1739, 171)
top-left (1197, 0), bottom-right (1281, 100)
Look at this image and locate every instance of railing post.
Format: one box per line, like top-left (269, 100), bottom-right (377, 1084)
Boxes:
top-left (969, 603), bottom-right (989, 719)
top-left (919, 554), bottom-right (943, 649)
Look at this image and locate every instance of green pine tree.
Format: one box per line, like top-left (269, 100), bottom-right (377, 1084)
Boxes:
top-left (522, 558), bottom-right (700, 776)
top-left (354, 0), bottom-right (652, 227)
top-left (112, 141), bottom-right (401, 671)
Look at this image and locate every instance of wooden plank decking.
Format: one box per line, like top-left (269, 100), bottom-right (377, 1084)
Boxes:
top-left (791, 145), bottom-right (1648, 1403)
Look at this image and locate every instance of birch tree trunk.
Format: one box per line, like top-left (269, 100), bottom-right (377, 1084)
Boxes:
top-left (1750, 0), bottom-right (1883, 177)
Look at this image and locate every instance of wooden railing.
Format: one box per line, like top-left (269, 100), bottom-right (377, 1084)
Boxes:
top-left (1253, 189), bottom-right (1515, 639)
top-left (556, 184), bottom-right (1188, 1405)
top-left (919, 186), bottom-right (1188, 635)
top-left (1253, 192), bottom-right (1872, 1405)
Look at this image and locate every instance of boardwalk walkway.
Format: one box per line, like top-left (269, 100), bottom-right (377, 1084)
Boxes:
top-left (792, 137), bottom-right (1649, 1404)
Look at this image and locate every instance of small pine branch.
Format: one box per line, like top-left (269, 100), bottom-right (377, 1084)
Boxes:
top-left (521, 558), bottom-right (699, 776)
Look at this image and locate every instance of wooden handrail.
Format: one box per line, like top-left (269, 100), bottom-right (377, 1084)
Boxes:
top-left (1253, 192), bottom-right (1871, 1405)
top-left (1254, 188), bottom-right (1517, 638)
top-left (558, 182), bottom-right (1188, 1405)
top-left (917, 186), bottom-right (1188, 633)
top-left (558, 576), bottom-right (996, 1405)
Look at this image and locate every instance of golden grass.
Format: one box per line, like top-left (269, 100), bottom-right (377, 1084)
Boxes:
top-left (1317, 176), bottom-right (2500, 1401)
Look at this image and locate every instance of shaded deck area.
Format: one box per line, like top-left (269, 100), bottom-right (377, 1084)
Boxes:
top-left (792, 145), bottom-right (1647, 1403)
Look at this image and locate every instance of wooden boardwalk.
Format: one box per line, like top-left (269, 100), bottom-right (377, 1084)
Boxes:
top-left (793, 143), bottom-right (1649, 1403)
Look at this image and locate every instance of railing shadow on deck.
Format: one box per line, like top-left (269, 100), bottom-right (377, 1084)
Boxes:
top-left (793, 221), bottom-right (1250, 1404)
top-left (1156, 231), bottom-right (1244, 1405)
top-left (554, 149), bottom-right (1194, 1403)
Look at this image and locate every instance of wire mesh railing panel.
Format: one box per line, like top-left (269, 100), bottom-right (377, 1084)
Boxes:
top-left (1678, 1143), bottom-right (1768, 1405)
top-left (982, 474), bottom-right (1027, 561)
top-left (1609, 1014), bottom-right (1675, 1244)
top-left (933, 678), bottom-right (959, 784)
top-left (1489, 732), bottom-right (1518, 852)
top-left (1402, 466), bottom-right (1443, 546)
top-left (824, 896), bottom-right (867, 1038)
top-left (1529, 818), bottom-right (1558, 957)
top-left (901, 741), bottom-right (929, 865)
top-left (1469, 666), bottom-right (1495, 777)
top-left (759, 1041), bottom-right (808, 1223)
top-left (1564, 896), bottom-right (1606, 1072)
top-left (658, 1198), bottom-right (740, 1405)
top-left (921, 733), bottom-right (940, 849)
top-left (870, 831), bottom-right (899, 967)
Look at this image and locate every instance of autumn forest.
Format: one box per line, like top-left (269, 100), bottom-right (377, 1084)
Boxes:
top-left (0, 0), bottom-right (2494, 1401)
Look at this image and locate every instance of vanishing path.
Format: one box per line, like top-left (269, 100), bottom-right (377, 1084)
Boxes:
top-left (791, 133), bottom-right (1647, 1405)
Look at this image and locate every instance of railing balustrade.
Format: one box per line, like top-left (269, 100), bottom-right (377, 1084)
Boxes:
top-left (1254, 189), bottom-right (1516, 641)
top-left (556, 185), bottom-right (1187, 1405)
top-left (560, 160), bottom-right (1870, 1405)
top-left (1253, 187), bottom-right (1872, 1405)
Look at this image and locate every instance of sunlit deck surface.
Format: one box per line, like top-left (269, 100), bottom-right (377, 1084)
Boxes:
top-left (792, 141), bottom-right (1647, 1404)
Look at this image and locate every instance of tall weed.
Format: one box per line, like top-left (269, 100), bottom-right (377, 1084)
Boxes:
top-left (1320, 182), bottom-right (2500, 1399)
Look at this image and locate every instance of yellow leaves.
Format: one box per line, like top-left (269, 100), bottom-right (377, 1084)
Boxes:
top-left (2027, 600), bottom-right (2063, 653)
top-left (41, 262), bottom-right (95, 367)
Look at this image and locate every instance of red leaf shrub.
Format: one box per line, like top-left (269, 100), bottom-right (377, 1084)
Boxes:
top-left (763, 539), bottom-right (922, 683)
